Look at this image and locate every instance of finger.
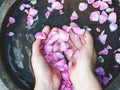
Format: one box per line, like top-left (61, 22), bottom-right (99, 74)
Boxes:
top-left (67, 38), bottom-right (77, 51)
top-left (62, 25), bottom-right (69, 30)
top-left (70, 22), bottom-right (78, 27)
top-left (42, 25), bottom-right (50, 36)
top-left (69, 30), bottom-right (83, 50)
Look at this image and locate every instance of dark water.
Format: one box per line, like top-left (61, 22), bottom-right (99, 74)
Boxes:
top-left (0, 0), bottom-right (120, 89)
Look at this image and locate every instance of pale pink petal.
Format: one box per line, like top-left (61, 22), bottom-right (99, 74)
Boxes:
top-left (87, 0), bottom-right (95, 4)
top-left (29, 8), bottom-right (38, 17)
top-left (44, 44), bottom-right (53, 52)
top-left (65, 49), bottom-right (74, 58)
top-left (96, 27), bottom-right (101, 32)
top-left (107, 45), bottom-right (112, 50)
top-left (61, 0), bottom-right (64, 4)
top-left (115, 53), bottom-right (120, 64)
top-left (48, 0), bottom-right (56, 3)
top-left (99, 11), bottom-right (108, 24)
top-left (59, 10), bottom-right (64, 15)
top-left (100, 2), bottom-right (109, 10)
top-left (62, 72), bottom-right (70, 80)
top-left (7, 32), bottom-right (14, 36)
top-left (109, 23), bottom-right (118, 32)
top-left (20, 4), bottom-right (25, 11)
top-left (25, 4), bottom-right (31, 8)
top-left (108, 12), bottom-right (117, 23)
top-left (45, 11), bottom-right (51, 19)
top-left (60, 42), bottom-right (69, 51)
top-left (58, 30), bottom-right (69, 41)
top-left (47, 35), bottom-right (59, 44)
top-left (52, 1), bottom-right (63, 10)
top-left (102, 0), bottom-right (112, 4)
top-left (98, 30), bottom-right (108, 44)
top-left (27, 19), bottom-right (34, 26)
top-left (54, 52), bottom-right (64, 59)
top-left (98, 48), bottom-right (109, 55)
top-left (53, 42), bottom-right (59, 52)
top-left (90, 11), bottom-right (100, 21)
top-left (92, 1), bottom-right (100, 8)
top-left (9, 17), bottom-right (15, 24)
top-left (79, 2), bottom-right (88, 11)
top-left (70, 11), bottom-right (78, 21)
top-left (35, 32), bottom-right (46, 39)
top-left (47, 7), bottom-right (54, 12)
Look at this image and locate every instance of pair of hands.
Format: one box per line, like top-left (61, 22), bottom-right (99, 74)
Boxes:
top-left (31, 23), bottom-right (97, 90)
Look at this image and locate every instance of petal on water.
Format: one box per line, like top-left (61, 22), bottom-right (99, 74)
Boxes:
top-left (95, 67), bottom-right (105, 76)
top-left (70, 11), bottom-right (78, 21)
top-left (99, 11), bottom-right (108, 24)
top-left (109, 23), bottom-right (118, 32)
top-left (100, 2), bottom-right (109, 10)
top-left (52, 1), bottom-right (63, 10)
top-left (92, 1), bottom-right (100, 8)
top-left (87, 0), bottom-right (95, 4)
top-left (9, 17), bottom-right (15, 24)
top-left (103, 77), bottom-right (109, 85)
top-left (115, 53), bottom-right (120, 64)
top-left (108, 12), bottom-right (117, 23)
top-left (90, 11), bottom-right (100, 21)
top-left (98, 48), bottom-right (109, 55)
top-left (79, 2), bottom-right (88, 11)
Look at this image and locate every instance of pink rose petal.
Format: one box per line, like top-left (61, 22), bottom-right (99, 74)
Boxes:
top-left (95, 67), bottom-right (105, 76)
top-left (92, 1), bottom-right (100, 8)
top-left (27, 18), bottom-right (34, 26)
top-left (96, 27), bottom-right (101, 32)
top-left (108, 12), bottom-right (117, 23)
top-left (72, 26), bottom-right (85, 35)
top-left (48, 0), bottom-right (56, 3)
top-left (20, 4), bottom-right (25, 11)
top-left (107, 45), bottom-right (112, 50)
top-left (7, 32), bottom-right (14, 36)
top-left (9, 17), bottom-right (15, 24)
top-left (70, 11), bottom-right (78, 21)
top-left (29, 8), bottom-right (38, 17)
top-left (54, 52), bottom-right (64, 59)
top-left (103, 77), bottom-right (109, 85)
top-left (115, 53), bottom-right (120, 64)
top-left (35, 32), bottom-right (46, 39)
top-left (99, 11), bottom-right (108, 24)
top-left (90, 11), bottom-right (100, 21)
top-left (52, 1), bottom-right (63, 10)
top-left (98, 48), bottom-right (109, 55)
top-left (100, 2), bottom-right (109, 10)
top-left (98, 30), bottom-right (108, 44)
top-left (79, 2), bottom-right (88, 11)
top-left (109, 23), bottom-right (118, 32)
top-left (47, 7), bottom-right (54, 12)
top-left (87, 0), bottom-right (95, 4)
top-left (45, 11), bottom-right (51, 19)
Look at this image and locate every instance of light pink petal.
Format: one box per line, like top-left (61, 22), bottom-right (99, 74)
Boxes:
top-left (47, 7), bottom-right (54, 12)
top-left (90, 11), bottom-right (100, 21)
top-left (60, 42), bottom-right (69, 51)
top-left (99, 11), bottom-right (108, 24)
top-left (59, 10), bottom-right (64, 15)
top-left (35, 32), bottom-right (46, 39)
top-left (87, 0), bottom-right (95, 4)
top-left (27, 19), bottom-right (34, 26)
top-left (53, 42), bottom-right (59, 52)
top-left (98, 48), bottom-right (109, 55)
top-left (48, 0), bottom-right (56, 3)
top-left (62, 72), bottom-right (70, 80)
top-left (96, 27), bottom-right (101, 32)
top-left (52, 1), bottom-right (63, 10)
top-left (45, 11), bottom-right (51, 19)
top-left (44, 44), bottom-right (53, 52)
top-left (25, 4), bottom-right (31, 8)
top-left (100, 2), bottom-right (109, 10)
top-left (29, 8), bottom-right (38, 17)
top-left (115, 53), bottom-right (120, 64)
top-left (98, 30), bottom-right (108, 44)
top-left (58, 30), bottom-right (69, 41)
top-left (107, 45), bottom-right (112, 50)
top-left (102, 0), bottom-right (112, 4)
top-left (72, 26), bottom-right (81, 33)
top-left (70, 11), bottom-right (78, 21)
top-left (55, 52), bottom-right (64, 59)
top-left (53, 59), bottom-right (66, 71)
top-left (9, 17), bottom-right (15, 24)
top-left (20, 4), bottom-right (25, 11)
top-left (61, 0), bottom-right (64, 4)
top-left (109, 23), bottom-right (118, 32)
top-left (65, 49), bottom-right (74, 58)
top-left (92, 1), bottom-right (101, 8)
top-left (47, 35), bottom-right (59, 44)
top-left (108, 12), bottom-right (117, 23)
top-left (7, 32), bottom-right (14, 36)
top-left (79, 2), bottom-right (88, 11)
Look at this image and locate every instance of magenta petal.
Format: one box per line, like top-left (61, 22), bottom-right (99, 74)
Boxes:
top-left (99, 11), bottom-right (108, 24)
top-left (65, 49), bottom-right (74, 58)
top-left (70, 11), bottom-right (78, 21)
top-left (98, 48), bottom-right (109, 55)
top-left (103, 77), bottom-right (109, 85)
top-left (60, 42), bottom-right (69, 51)
top-left (90, 11), bottom-right (100, 21)
top-left (115, 53), bottom-right (120, 64)
top-left (9, 17), bottom-right (15, 24)
top-left (52, 1), bottom-right (63, 10)
top-left (44, 44), bottom-right (53, 52)
top-left (100, 2), bottom-right (109, 10)
top-left (108, 12), bottom-right (117, 23)
top-left (27, 19), bottom-right (34, 26)
top-left (87, 0), bottom-right (95, 4)
top-left (79, 2), bottom-right (88, 11)
top-left (35, 32), bottom-right (46, 39)
top-left (95, 67), bottom-right (105, 76)
top-left (109, 23), bottom-right (118, 32)
top-left (107, 45), bottom-right (112, 50)
top-left (98, 30), bottom-right (108, 44)
top-left (54, 52), bottom-right (64, 59)
top-left (92, 1), bottom-right (100, 8)
top-left (47, 7), bottom-right (54, 12)
top-left (62, 72), bottom-right (70, 80)
top-left (29, 8), bottom-right (38, 17)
